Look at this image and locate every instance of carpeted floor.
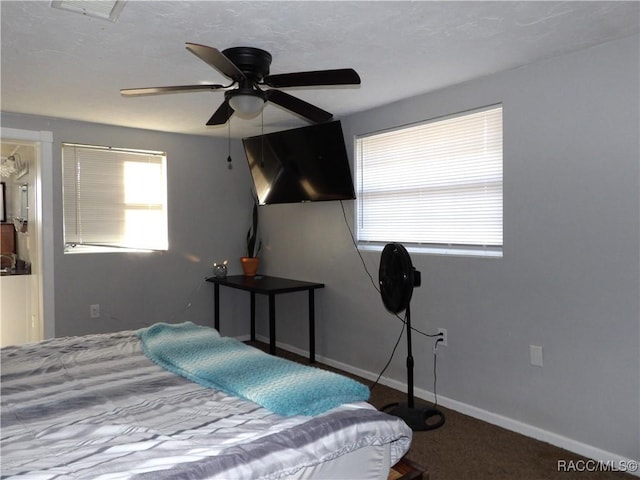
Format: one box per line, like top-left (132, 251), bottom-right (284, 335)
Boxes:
top-left (367, 388), bottom-right (635, 480)
top-left (249, 341), bottom-right (635, 480)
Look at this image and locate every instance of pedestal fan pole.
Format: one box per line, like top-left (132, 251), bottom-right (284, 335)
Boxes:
top-left (405, 305), bottom-right (415, 409)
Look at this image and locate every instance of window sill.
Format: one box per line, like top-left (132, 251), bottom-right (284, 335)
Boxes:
top-left (64, 244), bottom-right (163, 254)
top-left (357, 243), bottom-right (502, 258)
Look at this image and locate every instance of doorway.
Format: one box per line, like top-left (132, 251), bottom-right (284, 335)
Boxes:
top-left (0, 128), bottom-right (54, 346)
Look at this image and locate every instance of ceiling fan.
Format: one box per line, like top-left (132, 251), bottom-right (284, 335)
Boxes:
top-left (120, 43), bottom-right (361, 126)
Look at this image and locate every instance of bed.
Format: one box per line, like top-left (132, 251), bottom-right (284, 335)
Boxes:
top-left (1, 322), bottom-right (412, 479)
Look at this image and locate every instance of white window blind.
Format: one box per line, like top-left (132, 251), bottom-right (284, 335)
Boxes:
top-left (63, 143), bottom-right (168, 252)
top-left (356, 105), bottom-right (503, 254)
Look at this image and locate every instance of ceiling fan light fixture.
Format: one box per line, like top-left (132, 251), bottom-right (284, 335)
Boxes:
top-left (228, 91), bottom-right (265, 118)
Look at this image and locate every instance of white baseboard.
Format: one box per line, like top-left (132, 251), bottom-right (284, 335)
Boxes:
top-left (254, 334), bottom-right (639, 477)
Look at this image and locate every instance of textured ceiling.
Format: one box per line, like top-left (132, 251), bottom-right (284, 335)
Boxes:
top-left (1, 1), bottom-right (638, 138)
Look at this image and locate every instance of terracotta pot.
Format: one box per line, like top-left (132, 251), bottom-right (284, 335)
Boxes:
top-left (240, 257), bottom-right (260, 277)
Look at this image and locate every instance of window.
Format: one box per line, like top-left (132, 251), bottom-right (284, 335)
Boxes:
top-left (62, 143), bottom-right (168, 253)
top-left (355, 105), bottom-right (503, 257)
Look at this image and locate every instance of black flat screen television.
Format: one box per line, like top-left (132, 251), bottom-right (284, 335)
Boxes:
top-left (242, 120), bottom-right (356, 205)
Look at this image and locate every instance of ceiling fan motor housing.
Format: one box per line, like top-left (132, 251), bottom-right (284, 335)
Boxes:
top-left (222, 46), bottom-right (272, 81)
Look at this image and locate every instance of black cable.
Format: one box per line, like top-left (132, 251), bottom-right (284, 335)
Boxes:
top-left (433, 338), bottom-right (443, 406)
top-left (339, 200), bottom-right (444, 397)
top-left (369, 314), bottom-right (405, 392)
top-left (339, 200), bottom-right (441, 339)
top-left (167, 278), bottom-right (206, 324)
top-left (405, 319), bottom-right (442, 338)
top-left (339, 200), bottom-right (379, 293)
top-left (433, 350), bottom-right (438, 406)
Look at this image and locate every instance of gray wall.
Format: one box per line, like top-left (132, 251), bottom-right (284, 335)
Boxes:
top-left (1, 33), bottom-right (637, 462)
top-left (258, 35), bottom-right (640, 460)
top-left (1, 112), bottom-right (255, 337)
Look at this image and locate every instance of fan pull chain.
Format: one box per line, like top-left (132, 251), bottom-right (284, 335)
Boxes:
top-left (227, 111), bottom-right (233, 170)
top-left (260, 109), bottom-right (265, 167)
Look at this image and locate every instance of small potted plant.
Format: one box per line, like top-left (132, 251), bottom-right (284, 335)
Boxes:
top-left (240, 197), bottom-right (262, 276)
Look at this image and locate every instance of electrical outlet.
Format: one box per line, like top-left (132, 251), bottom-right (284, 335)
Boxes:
top-left (437, 328), bottom-right (448, 347)
top-left (529, 345), bottom-right (543, 367)
top-left (90, 304), bottom-right (100, 319)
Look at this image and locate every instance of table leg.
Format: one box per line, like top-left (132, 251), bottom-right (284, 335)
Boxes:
top-left (250, 292), bottom-right (256, 341)
top-left (309, 289), bottom-right (316, 363)
top-left (214, 283), bottom-right (220, 331)
top-left (269, 292), bottom-right (276, 355)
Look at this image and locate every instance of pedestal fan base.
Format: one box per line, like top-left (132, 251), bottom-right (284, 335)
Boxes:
top-left (383, 402), bottom-right (445, 431)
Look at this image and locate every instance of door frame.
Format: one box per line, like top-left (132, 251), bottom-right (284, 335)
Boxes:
top-left (1, 127), bottom-right (54, 339)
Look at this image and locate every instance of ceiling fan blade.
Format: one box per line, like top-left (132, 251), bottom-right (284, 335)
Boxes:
top-left (206, 100), bottom-right (235, 126)
top-left (186, 43), bottom-right (246, 82)
top-left (263, 68), bottom-right (360, 88)
top-left (120, 84), bottom-right (225, 96)
top-left (266, 90), bottom-right (333, 123)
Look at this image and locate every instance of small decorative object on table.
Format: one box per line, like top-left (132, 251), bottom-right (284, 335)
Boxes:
top-left (213, 260), bottom-right (228, 278)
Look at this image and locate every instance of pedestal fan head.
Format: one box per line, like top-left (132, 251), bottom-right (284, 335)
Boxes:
top-left (379, 243), bottom-right (420, 314)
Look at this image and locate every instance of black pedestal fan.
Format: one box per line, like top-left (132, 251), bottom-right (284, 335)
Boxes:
top-left (378, 243), bottom-right (445, 431)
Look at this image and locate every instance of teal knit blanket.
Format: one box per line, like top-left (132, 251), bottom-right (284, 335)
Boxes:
top-left (137, 322), bottom-right (370, 417)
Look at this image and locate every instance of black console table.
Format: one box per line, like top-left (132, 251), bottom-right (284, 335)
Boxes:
top-left (206, 275), bottom-right (325, 362)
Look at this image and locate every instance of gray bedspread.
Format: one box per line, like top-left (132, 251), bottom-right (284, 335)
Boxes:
top-left (1, 329), bottom-right (411, 479)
